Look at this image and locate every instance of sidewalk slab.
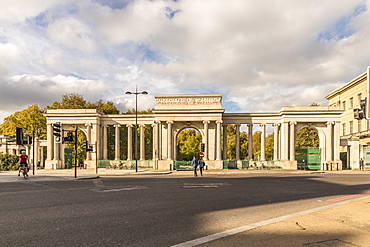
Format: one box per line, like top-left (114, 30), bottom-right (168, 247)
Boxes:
top-left (198, 197), bottom-right (370, 247)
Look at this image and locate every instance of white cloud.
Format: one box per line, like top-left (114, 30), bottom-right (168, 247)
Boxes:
top-left (46, 17), bottom-right (97, 54)
top-left (0, 0), bottom-right (63, 24)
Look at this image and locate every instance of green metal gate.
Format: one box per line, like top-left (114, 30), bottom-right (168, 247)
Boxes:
top-left (64, 148), bottom-right (73, 169)
top-left (174, 161), bottom-right (193, 170)
top-left (296, 148), bottom-right (321, 170)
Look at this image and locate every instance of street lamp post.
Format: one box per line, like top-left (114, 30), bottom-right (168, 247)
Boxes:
top-left (125, 87), bottom-right (148, 172)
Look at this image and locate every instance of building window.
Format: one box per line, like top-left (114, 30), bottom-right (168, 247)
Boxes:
top-left (350, 97), bottom-right (354, 108)
top-left (342, 123), bottom-right (346, 135)
top-left (358, 93), bottom-right (362, 105)
top-left (350, 121), bottom-right (353, 134)
top-left (342, 101), bottom-right (346, 111)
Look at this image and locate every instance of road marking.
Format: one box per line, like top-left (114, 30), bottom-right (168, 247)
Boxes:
top-left (327, 192), bottom-right (370, 202)
top-left (182, 183), bottom-right (230, 189)
top-left (91, 185), bottom-right (148, 192)
top-left (171, 194), bottom-right (370, 247)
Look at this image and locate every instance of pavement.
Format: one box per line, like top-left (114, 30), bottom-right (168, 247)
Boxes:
top-left (1, 168), bottom-right (370, 246)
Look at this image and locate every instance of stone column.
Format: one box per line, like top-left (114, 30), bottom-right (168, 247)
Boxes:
top-left (248, 124), bottom-right (253, 160)
top-left (334, 121), bottom-right (340, 161)
top-left (152, 122), bottom-right (157, 160)
top-left (289, 122), bottom-right (297, 161)
top-left (216, 121), bottom-right (222, 160)
top-left (260, 124), bottom-right (266, 161)
top-left (281, 122), bottom-right (289, 160)
top-left (102, 125), bottom-right (108, 160)
top-left (235, 124), bottom-right (240, 160)
top-left (158, 121), bottom-right (162, 160)
top-left (203, 121), bottom-right (210, 160)
top-left (127, 124), bottom-right (133, 160)
top-left (326, 122), bottom-right (333, 161)
top-left (273, 123), bottom-right (280, 160)
top-left (86, 123), bottom-right (92, 160)
top-left (53, 140), bottom-right (60, 165)
top-left (114, 124), bottom-right (120, 160)
top-left (46, 123), bottom-right (54, 162)
top-left (140, 124), bottom-right (145, 160)
top-left (167, 121), bottom-right (173, 160)
top-left (223, 123), bottom-right (227, 160)
top-left (52, 123), bottom-right (60, 163)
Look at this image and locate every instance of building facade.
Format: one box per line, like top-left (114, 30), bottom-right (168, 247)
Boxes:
top-left (326, 70), bottom-right (370, 169)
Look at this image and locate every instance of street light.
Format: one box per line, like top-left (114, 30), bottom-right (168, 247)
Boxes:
top-left (125, 87), bottom-right (148, 172)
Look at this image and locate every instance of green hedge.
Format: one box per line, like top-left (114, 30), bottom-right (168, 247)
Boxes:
top-left (0, 154), bottom-right (19, 171)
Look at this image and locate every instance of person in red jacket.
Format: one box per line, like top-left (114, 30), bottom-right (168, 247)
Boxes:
top-left (18, 150), bottom-right (29, 177)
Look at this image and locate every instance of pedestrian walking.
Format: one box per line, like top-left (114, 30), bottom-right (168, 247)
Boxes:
top-left (192, 156), bottom-right (199, 176)
top-left (199, 158), bottom-right (205, 176)
top-left (360, 158), bottom-right (365, 171)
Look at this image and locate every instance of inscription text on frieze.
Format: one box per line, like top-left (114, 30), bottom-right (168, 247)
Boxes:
top-left (156, 97), bottom-right (221, 105)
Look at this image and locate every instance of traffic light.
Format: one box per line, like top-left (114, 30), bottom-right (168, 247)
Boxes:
top-left (27, 136), bottom-right (32, 145)
top-left (63, 131), bottom-right (74, 142)
top-left (360, 99), bottom-right (366, 119)
top-left (53, 123), bottom-right (61, 142)
top-left (200, 143), bottom-right (205, 152)
top-left (16, 127), bottom-right (23, 145)
top-left (354, 99), bottom-right (366, 120)
top-left (83, 140), bottom-right (93, 152)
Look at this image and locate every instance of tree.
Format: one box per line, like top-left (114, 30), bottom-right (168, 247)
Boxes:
top-left (240, 131), bottom-right (249, 160)
top-left (0, 104), bottom-right (46, 138)
top-left (176, 129), bottom-right (202, 161)
top-left (265, 133), bottom-right (274, 160)
top-left (296, 127), bottom-right (319, 148)
top-left (46, 93), bottom-right (120, 114)
top-left (252, 131), bottom-right (261, 160)
top-left (226, 124), bottom-right (236, 160)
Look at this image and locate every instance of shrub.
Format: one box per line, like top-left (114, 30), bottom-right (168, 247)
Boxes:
top-left (0, 153), bottom-right (19, 171)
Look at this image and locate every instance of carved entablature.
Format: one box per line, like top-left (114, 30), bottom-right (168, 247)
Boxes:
top-left (155, 94), bottom-right (222, 110)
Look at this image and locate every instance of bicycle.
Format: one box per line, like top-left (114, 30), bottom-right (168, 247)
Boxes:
top-left (20, 166), bottom-right (28, 179)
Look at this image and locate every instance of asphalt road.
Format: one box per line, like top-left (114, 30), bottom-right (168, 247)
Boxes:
top-left (1, 173), bottom-right (370, 246)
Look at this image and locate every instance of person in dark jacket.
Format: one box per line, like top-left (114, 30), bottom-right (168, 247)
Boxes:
top-left (191, 156), bottom-right (199, 176)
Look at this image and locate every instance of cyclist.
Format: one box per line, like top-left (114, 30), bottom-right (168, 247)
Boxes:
top-left (18, 150), bottom-right (29, 177)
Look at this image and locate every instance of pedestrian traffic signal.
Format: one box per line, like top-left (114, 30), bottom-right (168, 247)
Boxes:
top-left (63, 131), bottom-right (74, 142)
top-left (200, 143), bottom-right (205, 152)
top-left (53, 123), bottom-right (61, 142)
top-left (83, 140), bottom-right (93, 152)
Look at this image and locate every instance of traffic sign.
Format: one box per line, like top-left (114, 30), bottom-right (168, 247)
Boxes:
top-left (199, 153), bottom-right (204, 157)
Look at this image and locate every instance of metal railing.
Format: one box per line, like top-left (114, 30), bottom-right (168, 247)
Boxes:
top-left (98, 160), bottom-right (152, 169)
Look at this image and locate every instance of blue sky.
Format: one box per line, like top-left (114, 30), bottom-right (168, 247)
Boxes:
top-left (1, 0), bottom-right (370, 123)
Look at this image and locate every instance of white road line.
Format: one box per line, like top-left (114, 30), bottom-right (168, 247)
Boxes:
top-left (171, 194), bottom-right (370, 247)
